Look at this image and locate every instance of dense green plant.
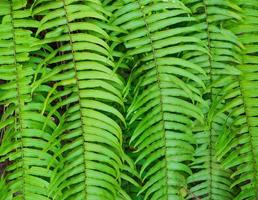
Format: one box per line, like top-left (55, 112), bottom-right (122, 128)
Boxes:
top-left (0, 0), bottom-right (257, 200)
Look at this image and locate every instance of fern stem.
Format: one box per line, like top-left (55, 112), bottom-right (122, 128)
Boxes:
top-left (238, 78), bottom-right (258, 198)
top-left (61, 0), bottom-right (88, 198)
top-left (203, 0), bottom-right (214, 199)
top-left (10, 0), bottom-right (26, 198)
top-left (136, 0), bottom-right (169, 198)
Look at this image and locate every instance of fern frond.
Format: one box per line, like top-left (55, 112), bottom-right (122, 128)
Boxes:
top-left (182, 0), bottom-right (244, 199)
top-left (112, 0), bottom-right (209, 199)
top-left (0, 1), bottom-right (64, 199)
top-left (32, 0), bottom-right (126, 199)
top-left (216, 1), bottom-right (258, 199)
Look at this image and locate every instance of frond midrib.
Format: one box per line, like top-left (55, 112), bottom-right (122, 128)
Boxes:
top-left (136, 0), bottom-right (170, 198)
top-left (61, 0), bottom-right (88, 197)
top-left (235, 3), bottom-right (258, 196)
top-left (10, 1), bottom-right (26, 198)
top-left (238, 71), bottom-right (258, 198)
top-left (203, 1), bottom-right (214, 198)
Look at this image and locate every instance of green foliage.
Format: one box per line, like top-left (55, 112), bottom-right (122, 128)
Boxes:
top-left (0, 0), bottom-right (257, 200)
